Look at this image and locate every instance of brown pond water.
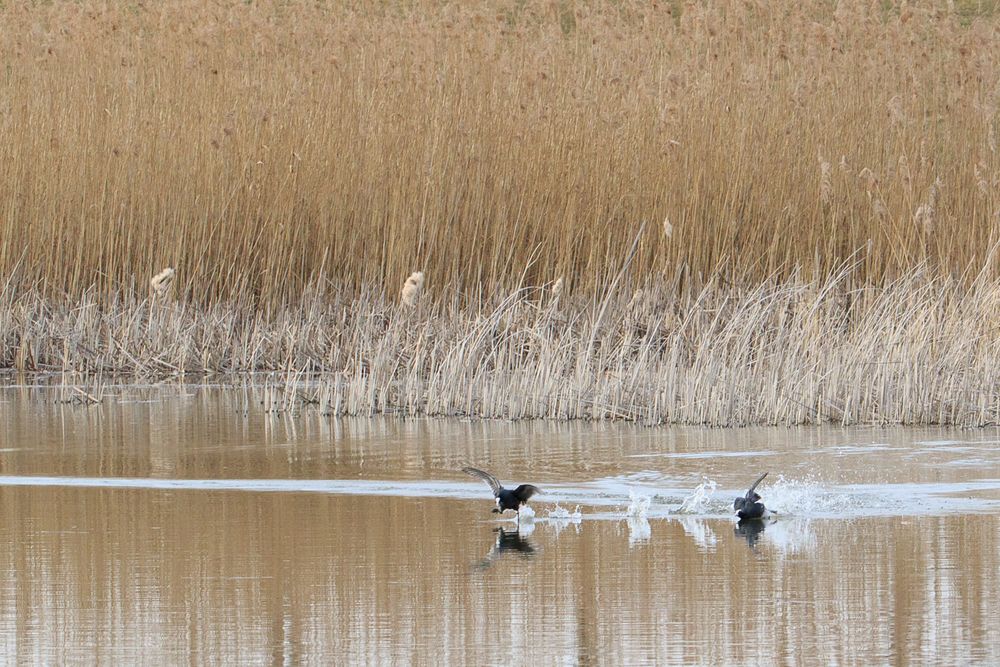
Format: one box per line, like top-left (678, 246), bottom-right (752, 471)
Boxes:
top-left (0, 385), bottom-right (999, 664)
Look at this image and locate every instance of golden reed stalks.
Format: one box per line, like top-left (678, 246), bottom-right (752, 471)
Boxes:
top-left (0, 1), bottom-right (998, 304)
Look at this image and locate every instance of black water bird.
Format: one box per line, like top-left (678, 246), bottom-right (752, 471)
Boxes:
top-left (476, 527), bottom-right (536, 570)
top-left (733, 472), bottom-right (769, 520)
top-left (462, 467), bottom-right (540, 516)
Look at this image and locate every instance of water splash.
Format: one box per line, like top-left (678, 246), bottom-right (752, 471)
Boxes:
top-left (546, 503), bottom-right (582, 536)
top-left (2, 474), bottom-right (998, 518)
top-left (623, 490), bottom-right (653, 545)
top-left (760, 474), bottom-right (878, 517)
top-left (547, 503), bottom-right (582, 521)
top-left (677, 478), bottom-right (718, 514)
top-left (626, 489), bottom-right (652, 518)
top-left (518, 504), bottom-right (536, 521)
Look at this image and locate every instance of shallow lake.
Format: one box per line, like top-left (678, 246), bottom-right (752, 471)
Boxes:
top-left (0, 385), bottom-right (998, 664)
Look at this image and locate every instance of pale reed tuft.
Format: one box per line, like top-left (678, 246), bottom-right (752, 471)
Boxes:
top-left (400, 271), bottom-right (425, 308)
top-left (858, 167), bottom-right (879, 194)
top-left (150, 267), bottom-right (175, 297)
top-left (552, 277), bottom-right (563, 297)
top-left (898, 154), bottom-right (912, 189)
top-left (819, 155), bottom-right (833, 206)
top-left (662, 216), bottom-right (673, 240)
top-left (975, 162), bottom-right (991, 195)
top-left (913, 177), bottom-right (942, 235)
top-left (872, 197), bottom-right (889, 220)
top-left (887, 95), bottom-right (906, 125)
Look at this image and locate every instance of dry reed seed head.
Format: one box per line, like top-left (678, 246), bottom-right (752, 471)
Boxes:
top-left (819, 156), bottom-right (833, 206)
top-left (913, 176), bottom-right (942, 234)
top-left (975, 162), bottom-right (990, 195)
top-left (914, 203), bottom-right (935, 235)
top-left (858, 167), bottom-right (879, 195)
top-left (400, 271), bottom-right (425, 308)
top-left (552, 277), bottom-right (563, 297)
top-left (839, 155), bottom-right (849, 174)
top-left (872, 197), bottom-right (889, 220)
top-left (929, 176), bottom-right (942, 205)
top-left (150, 267), bottom-right (175, 296)
top-left (887, 95), bottom-right (906, 125)
top-left (898, 154), bottom-right (912, 188)
top-left (663, 217), bottom-right (673, 240)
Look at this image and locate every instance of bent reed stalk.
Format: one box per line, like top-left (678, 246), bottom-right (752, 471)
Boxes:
top-left (2, 267), bottom-right (997, 426)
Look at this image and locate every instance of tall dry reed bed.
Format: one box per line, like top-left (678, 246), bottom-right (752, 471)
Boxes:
top-left (0, 1), bottom-right (999, 302)
top-left (1, 267), bottom-right (997, 426)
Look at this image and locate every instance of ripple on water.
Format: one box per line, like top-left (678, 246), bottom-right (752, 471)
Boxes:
top-left (1, 474), bottom-right (999, 518)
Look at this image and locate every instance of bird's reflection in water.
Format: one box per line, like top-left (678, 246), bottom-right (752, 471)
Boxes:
top-left (734, 518), bottom-right (769, 549)
top-left (733, 519), bottom-right (767, 549)
top-left (476, 527), bottom-right (537, 570)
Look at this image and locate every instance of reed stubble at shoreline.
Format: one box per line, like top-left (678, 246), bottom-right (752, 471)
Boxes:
top-left (2, 267), bottom-right (997, 426)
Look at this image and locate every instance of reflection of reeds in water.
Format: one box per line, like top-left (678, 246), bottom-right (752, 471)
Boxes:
top-left (0, 2), bottom-right (999, 302)
top-left (4, 267), bottom-right (998, 426)
top-left (1, 487), bottom-right (997, 665)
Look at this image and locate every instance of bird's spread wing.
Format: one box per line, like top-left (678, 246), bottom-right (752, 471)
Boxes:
top-left (747, 472), bottom-right (768, 499)
top-left (513, 484), bottom-right (540, 502)
top-left (462, 467), bottom-right (503, 496)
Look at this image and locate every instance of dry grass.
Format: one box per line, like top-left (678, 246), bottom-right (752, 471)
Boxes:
top-left (3, 266), bottom-right (998, 426)
top-left (0, 1), bottom-right (998, 303)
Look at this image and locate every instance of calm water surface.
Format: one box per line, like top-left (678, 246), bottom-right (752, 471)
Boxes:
top-left (1, 385), bottom-right (999, 664)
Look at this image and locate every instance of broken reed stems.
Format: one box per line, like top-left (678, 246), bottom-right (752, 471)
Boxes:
top-left (2, 269), bottom-right (998, 427)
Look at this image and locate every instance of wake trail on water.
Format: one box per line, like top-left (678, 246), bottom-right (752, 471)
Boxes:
top-left (0, 473), bottom-right (998, 518)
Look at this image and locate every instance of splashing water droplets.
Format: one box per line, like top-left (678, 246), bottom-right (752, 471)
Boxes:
top-left (547, 503), bottom-right (582, 521)
top-left (626, 489), bottom-right (652, 518)
top-left (677, 478), bottom-right (718, 514)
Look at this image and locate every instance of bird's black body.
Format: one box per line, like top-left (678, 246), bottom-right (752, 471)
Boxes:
top-left (734, 472), bottom-right (769, 520)
top-left (462, 467), bottom-right (540, 514)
